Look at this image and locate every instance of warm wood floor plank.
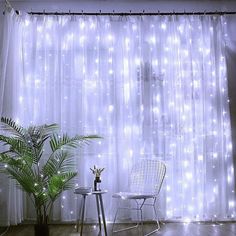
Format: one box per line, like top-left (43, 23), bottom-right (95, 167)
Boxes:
top-left (4, 223), bottom-right (236, 236)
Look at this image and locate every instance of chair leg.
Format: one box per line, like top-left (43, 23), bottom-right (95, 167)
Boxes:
top-left (111, 207), bottom-right (119, 235)
top-left (143, 204), bottom-right (160, 236)
top-left (139, 208), bottom-right (144, 236)
top-left (112, 199), bottom-right (162, 236)
top-left (112, 202), bottom-right (140, 234)
top-left (153, 204), bottom-right (160, 230)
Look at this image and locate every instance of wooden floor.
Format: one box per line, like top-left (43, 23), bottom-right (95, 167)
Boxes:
top-left (3, 222), bottom-right (236, 236)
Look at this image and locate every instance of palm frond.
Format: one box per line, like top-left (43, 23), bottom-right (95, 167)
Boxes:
top-left (0, 135), bottom-right (33, 157)
top-left (0, 117), bottom-right (25, 140)
top-left (23, 124), bottom-right (58, 164)
top-left (0, 136), bottom-right (35, 169)
top-left (0, 153), bottom-right (33, 172)
top-left (34, 191), bottom-right (50, 207)
top-left (0, 151), bottom-right (39, 190)
top-left (27, 124), bottom-right (57, 147)
top-left (5, 166), bottom-right (37, 193)
top-left (49, 134), bottom-right (101, 153)
top-left (42, 151), bottom-right (74, 178)
top-left (48, 172), bottom-right (77, 200)
top-left (41, 124), bottom-right (59, 136)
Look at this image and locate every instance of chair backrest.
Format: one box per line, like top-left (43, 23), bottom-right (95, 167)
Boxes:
top-left (130, 159), bottom-right (166, 195)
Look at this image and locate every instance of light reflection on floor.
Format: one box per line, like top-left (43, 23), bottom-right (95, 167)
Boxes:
top-left (3, 222), bottom-right (236, 236)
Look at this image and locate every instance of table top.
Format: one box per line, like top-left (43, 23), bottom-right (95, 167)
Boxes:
top-left (91, 190), bottom-right (108, 194)
top-left (74, 189), bottom-right (108, 195)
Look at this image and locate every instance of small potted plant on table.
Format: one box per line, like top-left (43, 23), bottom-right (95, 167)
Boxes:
top-left (90, 165), bottom-right (105, 191)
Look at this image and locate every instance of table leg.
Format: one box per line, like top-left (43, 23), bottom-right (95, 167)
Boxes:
top-left (80, 195), bottom-right (86, 236)
top-left (98, 194), bottom-right (107, 236)
top-left (76, 195), bottom-right (84, 232)
top-left (76, 196), bottom-right (80, 232)
top-left (96, 194), bottom-right (102, 231)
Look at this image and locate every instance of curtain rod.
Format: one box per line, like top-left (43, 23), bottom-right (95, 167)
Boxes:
top-left (26, 11), bottom-right (236, 16)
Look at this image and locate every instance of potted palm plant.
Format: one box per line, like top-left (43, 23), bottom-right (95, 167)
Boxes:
top-left (0, 117), bottom-right (100, 236)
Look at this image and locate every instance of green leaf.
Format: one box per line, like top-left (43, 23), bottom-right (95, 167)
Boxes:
top-left (48, 172), bottom-right (77, 200)
top-left (4, 165), bottom-right (37, 193)
top-left (0, 117), bottom-right (25, 140)
top-left (49, 134), bottom-right (101, 153)
top-left (42, 151), bottom-right (75, 178)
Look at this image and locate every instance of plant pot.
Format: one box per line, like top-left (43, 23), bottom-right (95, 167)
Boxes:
top-left (94, 177), bottom-right (102, 191)
top-left (34, 224), bottom-right (49, 236)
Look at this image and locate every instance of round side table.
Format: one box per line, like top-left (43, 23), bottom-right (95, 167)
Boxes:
top-left (74, 189), bottom-right (108, 236)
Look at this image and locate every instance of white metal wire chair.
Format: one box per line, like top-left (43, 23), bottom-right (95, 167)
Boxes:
top-left (112, 159), bottom-right (166, 236)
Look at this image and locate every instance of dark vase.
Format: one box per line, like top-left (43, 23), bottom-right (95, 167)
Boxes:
top-left (34, 224), bottom-right (49, 236)
top-left (94, 177), bottom-right (101, 191)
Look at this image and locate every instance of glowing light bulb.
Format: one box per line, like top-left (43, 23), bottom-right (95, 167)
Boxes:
top-left (90, 22), bottom-right (95, 29)
top-left (183, 218), bottom-right (191, 223)
top-left (132, 24), bottom-right (137, 30)
top-left (150, 36), bottom-right (156, 44)
top-left (166, 197), bottom-right (171, 203)
top-left (161, 23), bottom-right (167, 30)
top-left (186, 172), bottom-right (193, 179)
top-left (129, 149), bottom-right (133, 157)
top-left (213, 153), bottom-right (218, 158)
top-left (153, 107), bottom-right (159, 114)
top-left (25, 20), bottom-right (30, 26)
top-left (108, 105), bottom-right (114, 112)
top-left (107, 34), bottom-right (113, 41)
top-left (198, 155), bottom-right (203, 161)
top-left (229, 201), bottom-right (235, 208)
top-left (80, 22), bottom-right (85, 29)
top-left (135, 57), bottom-right (141, 66)
top-left (19, 96), bottom-right (23, 103)
top-left (213, 131), bottom-right (217, 136)
top-left (37, 25), bottom-right (43, 32)
top-left (183, 160), bottom-right (189, 168)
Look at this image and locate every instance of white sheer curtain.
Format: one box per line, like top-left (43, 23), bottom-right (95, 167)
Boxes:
top-left (0, 9), bottom-right (235, 224)
top-left (0, 9), bottom-right (24, 226)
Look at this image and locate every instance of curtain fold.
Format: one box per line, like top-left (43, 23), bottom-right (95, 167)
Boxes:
top-left (0, 11), bottom-right (235, 223)
top-left (0, 9), bottom-right (24, 226)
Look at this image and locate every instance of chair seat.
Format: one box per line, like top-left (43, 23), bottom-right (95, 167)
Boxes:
top-left (112, 192), bottom-right (156, 200)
